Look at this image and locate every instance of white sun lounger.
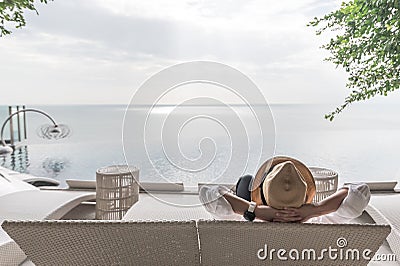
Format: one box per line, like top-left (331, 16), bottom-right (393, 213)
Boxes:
top-left (1, 220), bottom-right (390, 266)
top-left (122, 193), bottom-right (214, 221)
top-left (0, 167), bottom-right (59, 187)
top-left (0, 171), bottom-right (37, 198)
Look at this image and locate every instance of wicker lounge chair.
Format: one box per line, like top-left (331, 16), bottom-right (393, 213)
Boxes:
top-left (2, 220), bottom-right (200, 266)
top-left (1, 220), bottom-right (390, 266)
top-left (198, 220), bottom-right (390, 266)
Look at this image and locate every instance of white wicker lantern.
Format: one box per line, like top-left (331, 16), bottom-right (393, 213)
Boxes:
top-left (95, 165), bottom-right (139, 220)
top-left (309, 167), bottom-right (338, 203)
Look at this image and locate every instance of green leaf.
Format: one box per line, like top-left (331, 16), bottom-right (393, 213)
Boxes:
top-left (309, 0), bottom-right (400, 120)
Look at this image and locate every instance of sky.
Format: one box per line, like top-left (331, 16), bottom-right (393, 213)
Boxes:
top-left (1, 0), bottom-right (399, 105)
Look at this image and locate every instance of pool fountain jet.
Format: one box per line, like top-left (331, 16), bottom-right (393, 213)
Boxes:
top-left (0, 108), bottom-right (71, 155)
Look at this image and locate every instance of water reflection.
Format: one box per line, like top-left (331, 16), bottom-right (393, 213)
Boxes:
top-left (0, 145), bottom-right (30, 173)
top-left (0, 145), bottom-right (69, 179)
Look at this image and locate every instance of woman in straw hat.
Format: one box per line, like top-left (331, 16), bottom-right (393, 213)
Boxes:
top-left (199, 156), bottom-right (370, 223)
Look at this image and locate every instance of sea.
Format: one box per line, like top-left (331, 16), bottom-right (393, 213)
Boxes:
top-left (1, 104), bottom-right (400, 188)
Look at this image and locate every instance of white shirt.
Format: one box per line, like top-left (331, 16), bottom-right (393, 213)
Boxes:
top-left (199, 183), bottom-right (371, 223)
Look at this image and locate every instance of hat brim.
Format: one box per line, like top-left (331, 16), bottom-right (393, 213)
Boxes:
top-left (250, 156), bottom-right (316, 206)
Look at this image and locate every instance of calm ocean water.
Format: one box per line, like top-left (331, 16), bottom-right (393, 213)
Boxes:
top-left (1, 104), bottom-right (400, 188)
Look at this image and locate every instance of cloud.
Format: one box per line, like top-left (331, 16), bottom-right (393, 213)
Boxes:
top-left (0, 0), bottom-right (350, 105)
top-left (18, 0), bottom-right (317, 63)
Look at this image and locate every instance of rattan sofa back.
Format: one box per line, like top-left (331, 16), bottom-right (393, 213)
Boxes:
top-left (198, 220), bottom-right (390, 266)
top-left (2, 220), bottom-right (390, 266)
top-left (2, 220), bottom-right (200, 266)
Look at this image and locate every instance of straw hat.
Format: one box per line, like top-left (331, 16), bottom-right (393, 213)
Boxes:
top-left (250, 156), bottom-right (316, 209)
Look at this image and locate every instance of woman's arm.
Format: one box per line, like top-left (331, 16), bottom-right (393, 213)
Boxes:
top-left (315, 187), bottom-right (349, 215)
top-left (222, 191), bottom-right (302, 222)
top-left (274, 188), bottom-right (349, 222)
